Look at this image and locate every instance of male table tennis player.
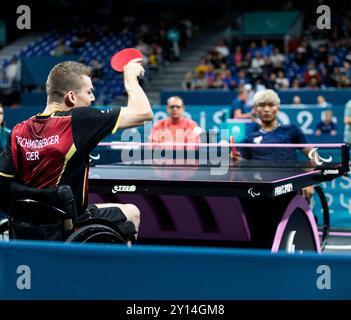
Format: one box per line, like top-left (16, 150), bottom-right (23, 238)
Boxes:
top-left (0, 55), bottom-right (153, 242)
top-left (239, 89), bottom-right (313, 199)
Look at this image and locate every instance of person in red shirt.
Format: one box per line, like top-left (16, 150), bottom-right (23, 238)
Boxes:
top-left (149, 96), bottom-right (201, 145)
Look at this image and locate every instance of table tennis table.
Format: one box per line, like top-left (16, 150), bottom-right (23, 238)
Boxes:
top-left (89, 143), bottom-right (349, 252)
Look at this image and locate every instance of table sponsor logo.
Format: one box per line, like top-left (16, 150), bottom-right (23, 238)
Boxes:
top-left (112, 185), bottom-right (136, 193)
top-left (323, 169), bottom-right (339, 176)
top-left (274, 183), bottom-right (293, 196)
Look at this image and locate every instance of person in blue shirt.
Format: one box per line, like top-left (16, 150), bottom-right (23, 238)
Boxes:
top-left (230, 87), bottom-right (254, 120)
top-left (315, 109), bottom-right (337, 136)
top-left (0, 105), bottom-right (11, 152)
top-left (239, 89), bottom-right (313, 198)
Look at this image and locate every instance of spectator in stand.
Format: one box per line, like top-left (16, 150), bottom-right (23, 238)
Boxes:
top-left (182, 71), bottom-right (195, 90)
top-left (275, 71), bottom-right (289, 89)
top-left (214, 40), bottom-right (230, 59)
top-left (239, 52), bottom-right (252, 69)
top-left (193, 71), bottom-right (207, 90)
top-left (221, 69), bottom-right (236, 90)
top-left (167, 26), bottom-right (181, 61)
top-left (259, 39), bottom-right (272, 57)
top-left (315, 109), bottom-right (337, 136)
top-left (3, 56), bottom-right (21, 106)
top-left (195, 58), bottom-right (210, 76)
top-left (292, 95), bottom-right (305, 107)
top-left (90, 59), bottom-right (104, 81)
top-left (233, 69), bottom-right (249, 86)
top-left (149, 96), bottom-right (200, 144)
top-left (52, 38), bottom-right (72, 56)
top-left (230, 87), bottom-right (254, 120)
top-left (291, 78), bottom-right (302, 88)
top-left (233, 46), bottom-right (243, 66)
top-left (205, 64), bottom-right (216, 87)
top-left (5, 56), bottom-right (21, 88)
top-left (136, 38), bottom-right (152, 59)
top-left (250, 52), bottom-right (265, 74)
top-left (304, 63), bottom-right (321, 87)
top-left (266, 73), bottom-right (277, 89)
top-left (338, 74), bottom-right (351, 87)
top-left (209, 73), bottom-right (225, 89)
top-left (288, 35), bottom-right (299, 53)
top-left (270, 47), bottom-right (285, 72)
top-left (0, 104), bottom-right (11, 152)
top-left (317, 95), bottom-right (331, 108)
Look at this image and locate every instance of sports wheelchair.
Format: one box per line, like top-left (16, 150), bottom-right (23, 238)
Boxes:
top-left (0, 182), bottom-right (132, 244)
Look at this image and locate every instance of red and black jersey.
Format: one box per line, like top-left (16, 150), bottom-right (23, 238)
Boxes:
top-left (0, 107), bottom-right (121, 214)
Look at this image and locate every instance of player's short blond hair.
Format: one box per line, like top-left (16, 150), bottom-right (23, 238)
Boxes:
top-left (46, 61), bottom-right (92, 103)
top-left (253, 89), bottom-right (280, 107)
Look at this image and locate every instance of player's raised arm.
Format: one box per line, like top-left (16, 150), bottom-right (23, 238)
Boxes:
top-left (118, 58), bottom-right (153, 129)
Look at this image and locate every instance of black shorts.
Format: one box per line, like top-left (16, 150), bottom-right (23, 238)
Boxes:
top-left (80, 204), bottom-right (127, 225)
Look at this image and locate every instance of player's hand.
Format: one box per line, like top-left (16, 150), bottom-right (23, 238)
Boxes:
top-left (230, 151), bottom-right (240, 161)
top-left (302, 186), bottom-right (314, 199)
top-left (123, 58), bottom-right (145, 80)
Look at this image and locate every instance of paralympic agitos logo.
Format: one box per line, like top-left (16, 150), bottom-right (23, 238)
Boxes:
top-left (308, 148), bottom-right (333, 165)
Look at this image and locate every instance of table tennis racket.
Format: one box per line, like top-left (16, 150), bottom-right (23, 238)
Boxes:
top-left (110, 48), bottom-right (144, 72)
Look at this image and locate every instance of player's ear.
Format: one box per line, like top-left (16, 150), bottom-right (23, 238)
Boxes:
top-left (65, 91), bottom-right (75, 107)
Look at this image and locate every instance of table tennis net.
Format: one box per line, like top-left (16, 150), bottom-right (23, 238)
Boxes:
top-left (94, 143), bottom-right (349, 171)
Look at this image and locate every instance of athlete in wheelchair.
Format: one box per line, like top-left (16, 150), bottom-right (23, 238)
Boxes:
top-left (0, 182), bottom-right (136, 244)
top-left (0, 58), bottom-right (153, 244)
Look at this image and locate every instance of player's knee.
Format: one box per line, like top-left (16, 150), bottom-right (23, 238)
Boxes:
top-left (124, 204), bottom-right (140, 226)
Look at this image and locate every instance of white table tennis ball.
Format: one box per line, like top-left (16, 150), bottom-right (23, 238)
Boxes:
top-left (193, 126), bottom-right (202, 135)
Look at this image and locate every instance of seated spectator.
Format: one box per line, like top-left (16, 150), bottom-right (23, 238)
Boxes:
top-left (233, 69), bottom-right (249, 86)
top-left (0, 104), bottom-right (11, 152)
top-left (270, 47), bottom-right (285, 72)
top-left (250, 52), bottom-right (265, 76)
top-left (3, 56), bottom-right (21, 106)
top-left (275, 71), bottom-right (289, 89)
top-left (292, 95), bottom-right (305, 107)
top-left (205, 64), bottom-right (216, 87)
top-left (291, 78), bottom-right (302, 89)
top-left (315, 109), bottom-right (337, 136)
top-left (304, 63), bottom-right (321, 87)
top-left (195, 58), bottom-right (210, 76)
top-left (233, 46), bottom-right (243, 66)
top-left (230, 87), bottom-right (254, 120)
top-left (221, 69), bottom-right (236, 90)
top-left (193, 71), bottom-right (207, 89)
top-left (182, 71), bottom-right (195, 90)
top-left (52, 38), bottom-right (72, 56)
top-left (259, 39), bottom-right (272, 57)
top-left (214, 40), bottom-right (230, 59)
top-left (5, 56), bottom-right (21, 88)
top-left (317, 95), bottom-right (331, 108)
top-left (136, 38), bottom-right (152, 58)
top-left (149, 96), bottom-right (200, 144)
top-left (90, 59), bottom-right (104, 80)
top-left (208, 73), bottom-right (225, 89)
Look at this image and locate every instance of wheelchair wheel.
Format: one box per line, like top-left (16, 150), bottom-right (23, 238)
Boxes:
top-left (65, 224), bottom-right (125, 244)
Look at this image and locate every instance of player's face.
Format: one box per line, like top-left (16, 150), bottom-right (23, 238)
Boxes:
top-left (74, 75), bottom-right (95, 107)
top-left (255, 102), bottom-right (279, 123)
